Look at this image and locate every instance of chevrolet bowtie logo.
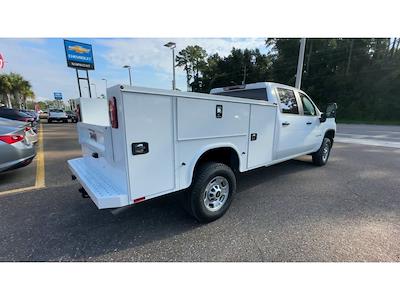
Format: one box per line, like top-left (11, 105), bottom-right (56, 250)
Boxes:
top-left (68, 45), bottom-right (90, 54)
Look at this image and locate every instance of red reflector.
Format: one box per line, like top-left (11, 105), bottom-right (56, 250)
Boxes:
top-left (76, 104), bottom-right (82, 122)
top-left (108, 97), bottom-right (118, 129)
top-left (25, 126), bottom-right (31, 132)
top-left (0, 135), bottom-right (24, 144)
top-left (133, 197), bottom-right (145, 203)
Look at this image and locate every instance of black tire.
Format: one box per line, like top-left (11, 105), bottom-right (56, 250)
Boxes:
top-left (63, 119), bottom-right (68, 123)
top-left (48, 119), bottom-right (52, 123)
top-left (312, 137), bottom-right (332, 166)
top-left (185, 162), bottom-right (236, 223)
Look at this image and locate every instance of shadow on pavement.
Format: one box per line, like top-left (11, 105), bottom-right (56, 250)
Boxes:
top-left (0, 157), bottom-right (317, 262)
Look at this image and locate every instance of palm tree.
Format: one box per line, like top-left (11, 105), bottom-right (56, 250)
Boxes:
top-left (6, 73), bottom-right (34, 109)
top-left (21, 83), bottom-right (35, 109)
top-left (0, 74), bottom-right (12, 108)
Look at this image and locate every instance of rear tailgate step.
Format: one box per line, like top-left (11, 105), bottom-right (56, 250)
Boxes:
top-left (68, 158), bottom-right (129, 209)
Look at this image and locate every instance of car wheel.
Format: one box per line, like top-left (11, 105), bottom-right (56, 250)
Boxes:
top-left (186, 162), bottom-right (236, 223)
top-left (48, 119), bottom-right (52, 123)
top-left (312, 137), bottom-right (332, 166)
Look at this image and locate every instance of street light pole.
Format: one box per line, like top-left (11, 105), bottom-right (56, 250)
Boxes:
top-left (295, 38), bottom-right (306, 89)
top-left (164, 42), bottom-right (176, 90)
top-left (123, 65), bottom-right (132, 86)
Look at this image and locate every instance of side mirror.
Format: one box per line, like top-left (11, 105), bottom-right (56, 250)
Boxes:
top-left (320, 113), bottom-right (327, 123)
top-left (326, 102), bottom-right (338, 118)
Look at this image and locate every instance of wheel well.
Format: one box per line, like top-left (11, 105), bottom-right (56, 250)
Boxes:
top-left (193, 147), bottom-right (240, 175)
top-left (325, 130), bottom-right (335, 142)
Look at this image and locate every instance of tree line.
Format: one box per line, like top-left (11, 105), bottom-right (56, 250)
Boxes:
top-left (0, 73), bottom-right (35, 109)
top-left (176, 38), bottom-right (400, 124)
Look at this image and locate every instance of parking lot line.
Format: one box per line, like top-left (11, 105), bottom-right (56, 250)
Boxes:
top-left (0, 123), bottom-right (46, 197)
top-left (34, 123), bottom-right (45, 188)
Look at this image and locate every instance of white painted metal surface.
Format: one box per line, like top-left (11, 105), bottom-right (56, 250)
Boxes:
top-left (68, 83), bottom-right (336, 209)
top-left (68, 157), bottom-right (128, 209)
top-left (74, 98), bottom-right (110, 126)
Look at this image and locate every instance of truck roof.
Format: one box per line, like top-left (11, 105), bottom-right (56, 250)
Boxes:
top-left (109, 85), bottom-right (277, 107)
top-left (209, 82), bottom-right (302, 94)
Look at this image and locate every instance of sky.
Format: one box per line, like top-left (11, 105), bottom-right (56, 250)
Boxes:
top-left (0, 38), bottom-right (268, 102)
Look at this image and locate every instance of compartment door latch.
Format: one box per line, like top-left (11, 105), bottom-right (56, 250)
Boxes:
top-left (132, 142), bottom-right (149, 155)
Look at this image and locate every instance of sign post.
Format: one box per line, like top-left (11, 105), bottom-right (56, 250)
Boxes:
top-left (64, 40), bottom-right (95, 98)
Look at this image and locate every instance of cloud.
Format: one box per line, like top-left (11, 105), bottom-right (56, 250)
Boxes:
top-left (98, 38), bottom-right (267, 73)
top-left (0, 39), bottom-right (78, 101)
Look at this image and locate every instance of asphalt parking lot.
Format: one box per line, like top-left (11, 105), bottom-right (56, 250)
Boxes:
top-left (0, 123), bottom-right (399, 261)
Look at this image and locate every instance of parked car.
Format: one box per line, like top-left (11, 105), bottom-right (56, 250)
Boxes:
top-left (48, 109), bottom-right (68, 123)
top-left (68, 82), bottom-right (337, 222)
top-left (0, 117), bottom-right (38, 144)
top-left (0, 107), bottom-right (35, 123)
top-left (65, 110), bottom-right (78, 123)
top-left (20, 109), bottom-right (40, 122)
top-left (39, 111), bottom-right (48, 119)
top-left (0, 125), bottom-right (36, 173)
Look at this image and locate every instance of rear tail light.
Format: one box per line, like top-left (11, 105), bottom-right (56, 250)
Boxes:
top-left (25, 126), bottom-right (31, 132)
top-left (76, 104), bottom-right (82, 122)
top-left (109, 97), bottom-right (118, 128)
top-left (0, 135), bottom-right (24, 144)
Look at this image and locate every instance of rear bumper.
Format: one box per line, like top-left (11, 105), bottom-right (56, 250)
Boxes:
top-left (0, 154), bottom-right (35, 173)
top-left (68, 157), bottom-right (129, 209)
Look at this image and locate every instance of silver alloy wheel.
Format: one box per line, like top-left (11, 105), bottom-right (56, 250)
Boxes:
top-left (322, 141), bottom-right (330, 162)
top-left (203, 176), bottom-right (230, 212)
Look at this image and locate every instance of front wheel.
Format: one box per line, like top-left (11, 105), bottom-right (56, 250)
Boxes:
top-left (312, 137), bottom-right (332, 166)
top-left (186, 162), bottom-right (236, 223)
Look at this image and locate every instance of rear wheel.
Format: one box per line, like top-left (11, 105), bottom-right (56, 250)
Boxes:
top-left (312, 137), bottom-right (332, 166)
top-left (185, 162), bottom-right (236, 223)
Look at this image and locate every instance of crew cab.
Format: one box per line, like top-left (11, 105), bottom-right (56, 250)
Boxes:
top-left (68, 82), bottom-right (337, 222)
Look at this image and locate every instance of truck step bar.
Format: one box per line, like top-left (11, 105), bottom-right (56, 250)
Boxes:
top-left (68, 158), bottom-right (129, 209)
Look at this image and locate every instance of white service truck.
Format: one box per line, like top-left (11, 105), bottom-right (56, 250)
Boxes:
top-left (68, 82), bottom-right (337, 222)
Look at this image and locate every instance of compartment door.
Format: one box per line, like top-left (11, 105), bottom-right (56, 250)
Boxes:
top-left (122, 92), bottom-right (175, 199)
top-left (247, 105), bottom-right (276, 169)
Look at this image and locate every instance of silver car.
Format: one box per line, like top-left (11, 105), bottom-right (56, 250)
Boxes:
top-left (0, 117), bottom-right (38, 144)
top-left (0, 125), bottom-right (36, 173)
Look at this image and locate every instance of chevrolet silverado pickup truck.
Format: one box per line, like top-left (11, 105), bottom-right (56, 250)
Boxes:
top-left (68, 82), bottom-right (337, 222)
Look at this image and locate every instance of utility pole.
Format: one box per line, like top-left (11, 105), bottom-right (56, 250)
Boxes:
top-left (242, 64), bottom-right (247, 85)
top-left (295, 38), bottom-right (306, 89)
top-left (346, 39), bottom-right (354, 75)
top-left (305, 39), bottom-right (313, 74)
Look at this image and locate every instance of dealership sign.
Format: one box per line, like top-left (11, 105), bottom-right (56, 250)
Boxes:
top-left (54, 92), bottom-right (63, 100)
top-left (64, 40), bottom-right (94, 70)
top-left (0, 53), bottom-right (4, 69)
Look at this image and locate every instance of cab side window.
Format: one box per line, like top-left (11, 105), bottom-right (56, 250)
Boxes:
top-left (299, 93), bottom-right (316, 116)
top-left (277, 88), bottom-right (299, 114)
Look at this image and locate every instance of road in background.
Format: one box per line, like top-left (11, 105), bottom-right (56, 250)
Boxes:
top-left (0, 123), bottom-right (399, 261)
top-left (337, 124), bottom-right (400, 148)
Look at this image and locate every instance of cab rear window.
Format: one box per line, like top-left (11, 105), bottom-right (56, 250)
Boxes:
top-left (215, 88), bottom-right (268, 101)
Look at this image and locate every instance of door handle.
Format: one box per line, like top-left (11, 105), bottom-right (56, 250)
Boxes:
top-left (306, 122), bottom-right (312, 125)
top-left (282, 121), bottom-right (290, 126)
